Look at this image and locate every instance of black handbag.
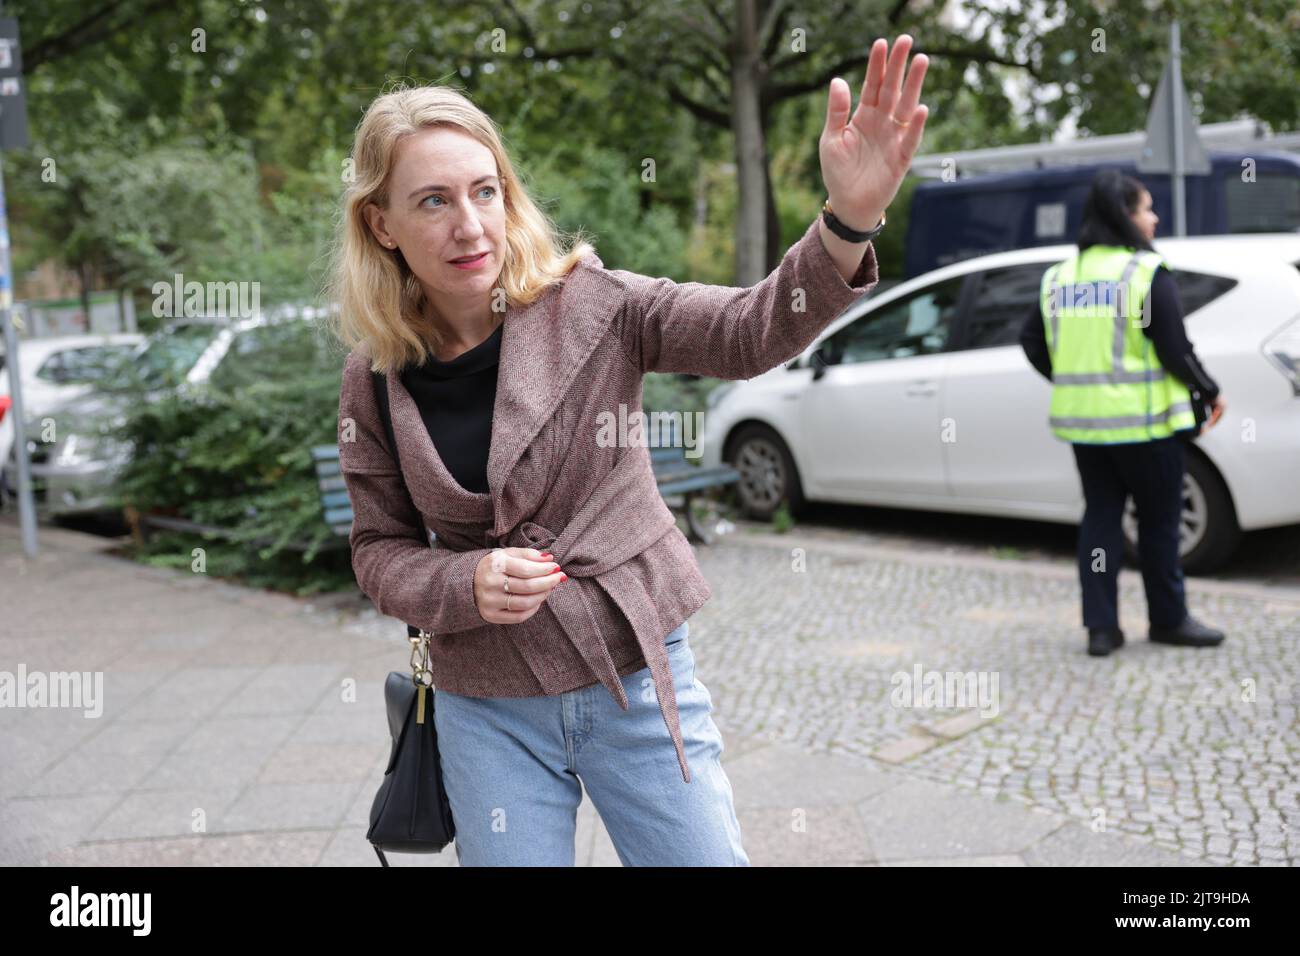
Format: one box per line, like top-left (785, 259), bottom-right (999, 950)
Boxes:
top-left (365, 627), bottom-right (456, 864)
top-left (364, 370), bottom-right (456, 865)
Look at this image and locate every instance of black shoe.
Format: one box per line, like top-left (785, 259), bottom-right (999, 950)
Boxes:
top-left (1087, 628), bottom-right (1124, 657)
top-left (1149, 615), bottom-right (1225, 647)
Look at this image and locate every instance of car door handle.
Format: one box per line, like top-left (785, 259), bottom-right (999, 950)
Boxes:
top-left (904, 381), bottom-right (938, 397)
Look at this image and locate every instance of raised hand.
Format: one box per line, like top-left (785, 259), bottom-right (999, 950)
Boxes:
top-left (820, 34), bottom-right (930, 231)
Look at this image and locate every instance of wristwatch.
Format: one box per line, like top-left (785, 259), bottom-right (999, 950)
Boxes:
top-left (821, 199), bottom-right (886, 243)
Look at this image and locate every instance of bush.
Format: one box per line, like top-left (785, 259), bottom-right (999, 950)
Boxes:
top-left (113, 325), bottom-right (355, 595)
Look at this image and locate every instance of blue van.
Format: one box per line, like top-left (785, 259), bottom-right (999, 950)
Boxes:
top-left (904, 151), bottom-right (1300, 278)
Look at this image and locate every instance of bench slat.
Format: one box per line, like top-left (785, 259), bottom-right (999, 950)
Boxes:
top-left (658, 474), bottom-right (740, 496)
top-left (319, 490), bottom-right (351, 509)
top-left (324, 506), bottom-right (356, 526)
top-left (313, 444), bottom-right (737, 544)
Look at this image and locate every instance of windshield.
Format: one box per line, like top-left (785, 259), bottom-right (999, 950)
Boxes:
top-left (130, 324), bottom-right (224, 389)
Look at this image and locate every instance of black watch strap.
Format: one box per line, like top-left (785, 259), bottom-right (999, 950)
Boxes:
top-left (821, 200), bottom-right (885, 242)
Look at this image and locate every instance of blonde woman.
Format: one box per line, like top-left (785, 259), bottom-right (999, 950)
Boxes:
top-left (330, 35), bottom-right (929, 866)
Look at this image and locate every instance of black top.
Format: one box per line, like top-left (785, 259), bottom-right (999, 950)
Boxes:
top-left (1019, 264), bottom-right (1220, 403)
top-left (400, 323), bottom-right (502, 494)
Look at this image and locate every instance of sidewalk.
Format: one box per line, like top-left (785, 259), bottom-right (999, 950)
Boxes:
top-left (5, 514), bottom-right (1291, 866)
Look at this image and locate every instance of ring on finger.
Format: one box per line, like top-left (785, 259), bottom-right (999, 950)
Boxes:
top-left (890, 114), bottom-right (910, 127)
top-left (505, 592), bottom-right (512, 612)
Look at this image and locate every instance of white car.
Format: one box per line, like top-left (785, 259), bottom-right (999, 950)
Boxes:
top-left (699, 234), bottom-right (1300, 573)
top-left (0, 333), bottom-right (142, 496)
top-left (9, 313), bottom-right (324, 516)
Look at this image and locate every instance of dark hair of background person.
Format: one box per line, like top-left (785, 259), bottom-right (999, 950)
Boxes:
top-left (1076, 168), bottom-right (1156, 253)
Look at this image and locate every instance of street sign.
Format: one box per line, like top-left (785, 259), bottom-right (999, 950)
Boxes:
top-left (0, 17), bottom-right (28, 149)
top-left (1137, 22), bottom-right (1207, 237)
top-left (1137, 48), bottom-right (1209, 176)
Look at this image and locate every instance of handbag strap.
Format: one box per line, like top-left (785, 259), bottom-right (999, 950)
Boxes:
top-left (370, 369), bottom-right (401, 471)
top-left (370, 368), bottom-right (424, 642)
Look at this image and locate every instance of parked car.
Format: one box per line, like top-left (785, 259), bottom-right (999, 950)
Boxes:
top-left (0, 333), bottom-right (142, 500)
top-left (6, 313), bottom-right (325, 517)
top-left (699, 234), bottom-right (1300, 573)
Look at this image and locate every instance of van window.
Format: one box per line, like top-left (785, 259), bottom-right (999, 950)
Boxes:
top-left (1225, 173), bottom-right (1300, 233)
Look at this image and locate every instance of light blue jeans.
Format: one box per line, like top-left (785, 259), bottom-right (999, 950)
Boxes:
top-left (433, 619), bottom-right (749, 866)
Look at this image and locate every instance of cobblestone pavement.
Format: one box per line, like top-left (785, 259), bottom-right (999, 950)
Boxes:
top-left (4, 514), bottom-right (1294, 866)
top-left (684, 524), bottom-right (1300, 866)
top-left (779, 500), bottom-right (1300, 589)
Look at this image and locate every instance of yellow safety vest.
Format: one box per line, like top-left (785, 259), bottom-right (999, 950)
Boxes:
top-left (1039, 244), bottom-right (1196, 443)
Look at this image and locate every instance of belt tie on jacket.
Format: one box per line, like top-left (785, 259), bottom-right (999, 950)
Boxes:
top-left (497, 448), bottom-right (692, 783)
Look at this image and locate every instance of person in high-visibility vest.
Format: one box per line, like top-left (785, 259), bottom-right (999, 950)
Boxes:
top-left (1019, 170), bottom-right (1226, 657)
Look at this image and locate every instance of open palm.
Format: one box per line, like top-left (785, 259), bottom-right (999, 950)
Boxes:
top-left (820, 34), bottom-right (930, 230)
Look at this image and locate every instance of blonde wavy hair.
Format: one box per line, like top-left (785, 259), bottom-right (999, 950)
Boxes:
top-left (327, 83), bottom-right (595, 375)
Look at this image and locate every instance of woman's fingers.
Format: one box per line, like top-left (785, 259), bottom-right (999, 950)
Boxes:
top-left (505, 568), bottom-right (566, 594)
top-left (476, 548), bottom-right (569, 622)
top-left (900, 104), bottom-right (930, 160)
top-left (859, 37), bottom-right (888, 110)
top-left (504, 554), bottom-right (562, 579)
top-left (490, 547), bottom-right (558, 579)
top-left (892, 50), bottom-right (929, 124)
top-left (875, 34), bottom-right (913, 117)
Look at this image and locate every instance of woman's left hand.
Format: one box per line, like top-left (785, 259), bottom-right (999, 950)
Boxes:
top-left (820, 34), bottom-right (930, 231)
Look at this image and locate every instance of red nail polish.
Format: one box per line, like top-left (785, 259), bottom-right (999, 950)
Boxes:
top-left (540, 552), bottom-right (553, 560)
top-left (559, 573), bottom-right (568, 582)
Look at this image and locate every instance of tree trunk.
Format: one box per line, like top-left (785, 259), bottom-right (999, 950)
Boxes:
top-left (762, 122), bottom-right (781, 274)
top-left (731, 0), bottom-right (769, 285)
top-left (78, 263), bottom-right (93, 333)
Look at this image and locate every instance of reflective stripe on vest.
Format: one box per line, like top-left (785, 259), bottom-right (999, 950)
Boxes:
top-left (1039, 245), bottom-right (1196, 443)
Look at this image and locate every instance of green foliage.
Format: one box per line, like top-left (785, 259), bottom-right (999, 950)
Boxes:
top-left (771, 501), bottom-right (795, 535)
top-left (522, 142), bottom-right (691, 278)
top-left (111, 322), bottom-right (354, 595)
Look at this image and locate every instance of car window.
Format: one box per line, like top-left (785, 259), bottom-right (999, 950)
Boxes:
top-left (963, 263), bottom-right (1049, 350)
top-left (1167, 269), bottom-right (1237, 316)
top-left (34, 353), bottom-right (65, 382)
top-left (54, 346), bottom-right (134, 384)
top-left (208, 321), bottom-right (327, 391)
top-left (134, 324), bottom-right (223, 388)
top-left (822, 275), bottom-right (964, 365)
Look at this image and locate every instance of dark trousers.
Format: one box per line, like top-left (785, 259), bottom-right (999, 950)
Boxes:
top-left (1071, 437), bottom-right (1189, 631)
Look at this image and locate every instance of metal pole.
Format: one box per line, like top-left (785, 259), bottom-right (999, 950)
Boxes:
top-left (0, 152), bottom-right (37, 556)
top-left (1170, 21), bottom-right (1187, 237)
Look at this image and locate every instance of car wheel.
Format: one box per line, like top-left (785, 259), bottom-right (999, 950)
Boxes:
top-left (725, 424), bottom-right (806, 520)
top-left (1121, 448), bottom-right (1241, 575)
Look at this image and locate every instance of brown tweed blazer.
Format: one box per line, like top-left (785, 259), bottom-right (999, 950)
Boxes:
top-left (337, 215), bottom-right (879, 783)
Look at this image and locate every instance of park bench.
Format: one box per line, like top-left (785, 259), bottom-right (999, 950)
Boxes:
top-left (311, 431), bottom-right (739, 546)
